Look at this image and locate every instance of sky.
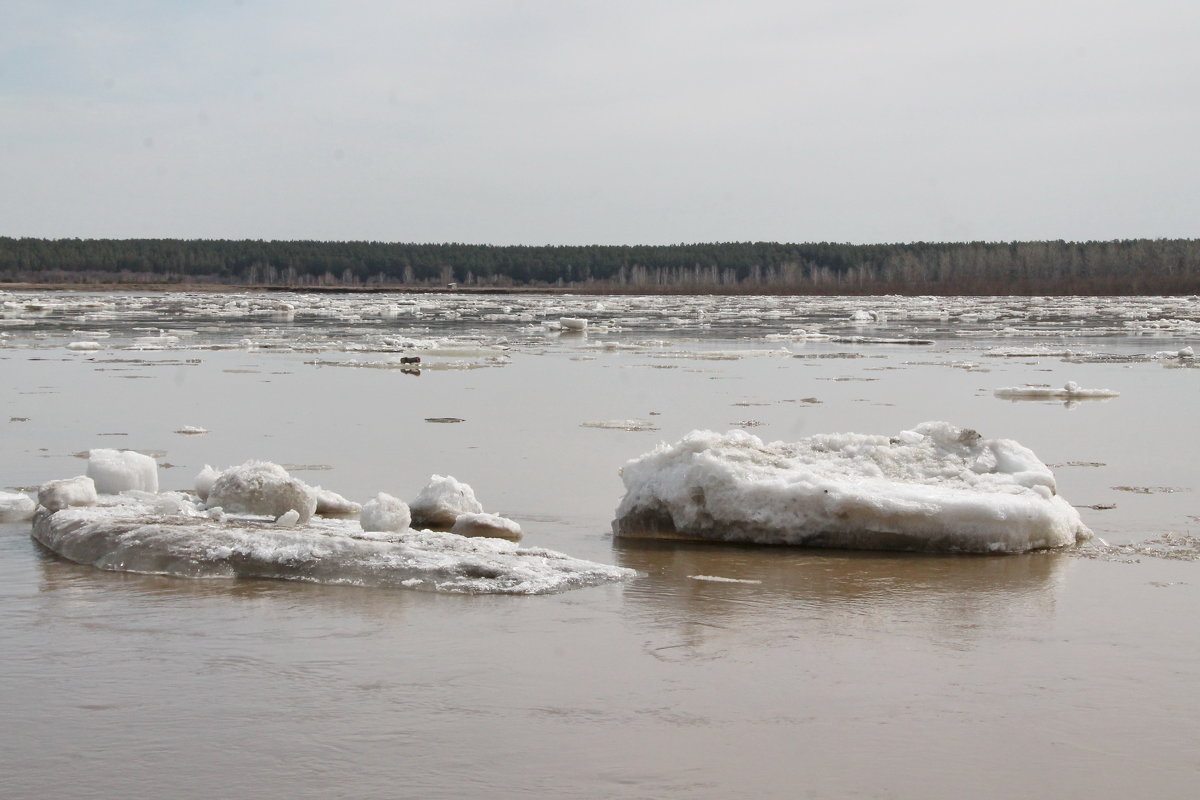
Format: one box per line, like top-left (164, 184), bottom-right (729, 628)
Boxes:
top-left (2, 0), bottom-right (1198, 245)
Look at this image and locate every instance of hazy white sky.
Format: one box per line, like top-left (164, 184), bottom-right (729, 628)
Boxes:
top-left (3, 0), bottom-right (1198, 244)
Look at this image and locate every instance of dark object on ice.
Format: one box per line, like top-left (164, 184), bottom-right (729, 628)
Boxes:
top-left (425, 417), bottom-right (465, 424)
top-left (400, 356), bottom-right (422, 364)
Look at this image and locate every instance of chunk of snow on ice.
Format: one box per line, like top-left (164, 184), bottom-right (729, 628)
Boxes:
top-left (275, 509), bottom-right (301, 527)
top-left (0, 491), bottom-right (36, 522)
top-left (612, 422), bottom-right (1091, 553)
top-left (30, 495), bottom-right (633, 594)
top-left (410, 475), bottom-right (484, 528)
top-left (360, 493), bottom-right (411, 533)
top-left (451, 512), bottom-right (523, 540)
top-left (87, 449), bottom-right (159, 494)
top-left (994, 382), bottom-right (1119, 400)
top-left (206, 461), bottom-right (317, 522)
top-left (38, 476), bottom-right (98, 511)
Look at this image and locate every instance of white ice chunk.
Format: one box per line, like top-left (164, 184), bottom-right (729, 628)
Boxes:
top-left (194, 465), bottom-right (220, 502)
top-left (175, 425), bottom-right (208, 435)
top-left (38, 476), bottom-right (98, 511)
top-left (360, 493), bottom-right (411, 533)
top-left (67, 341), bottom-right (102, 351)
top-left (410, 475), bottom-right (484, 528)
top-left (275, 509), bottom-right (301, 527)
top-left (0, 491), bottom-right (36, 522)
top-left (30, 495), bottom-right (633, 594)
top-left (205, 461), bottom-right (318, 522)
top-left (613, 423), bottom-right (1091, 553)
top-left (87, 449), bottom-right (159, 494)
top-left (560, 317), bottom-right (588, 331)
top-left (450, 512), bottom-right (523, 540)
top-left (307, 485), bottom-right (362, 516)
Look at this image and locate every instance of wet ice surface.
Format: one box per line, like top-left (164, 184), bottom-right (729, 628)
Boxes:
top-left (2, 290), bottom-right (1199, 799)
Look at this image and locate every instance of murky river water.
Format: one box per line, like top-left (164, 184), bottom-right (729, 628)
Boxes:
top-left (2, 291), bottom-right (1198, 798)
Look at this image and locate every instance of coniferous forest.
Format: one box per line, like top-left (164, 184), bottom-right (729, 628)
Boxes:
top-left (2, 237), bottom-right (1199, 294)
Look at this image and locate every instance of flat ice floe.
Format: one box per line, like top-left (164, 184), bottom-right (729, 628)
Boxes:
top-left (31, 493), bottom-right (633, 594)
top-left (993, 382), bottom-right (1120, 400)
top-left (613, 422), bottom-right (1092, 553)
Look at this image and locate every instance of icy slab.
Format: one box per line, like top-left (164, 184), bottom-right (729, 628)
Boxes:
top-left (994, 381), bottom-right (1120, 400)
top-left (612, 422), bottom-right (1092, 554)
top-left (360, 492), bottom-right (411, 533)
top-left (0, 491), bottom-right (36, 522)
top-left (194, 465), bottom-right (220, 502)
top-left (410, 475), bottom-right (484, 528)
top-left (38, 476), bottom-right (98, 512)
top-left (206, 461), bottom-right (318, 522)
top-left (87, 449), bottom-right (159, 494)
top-left (31, 496), bottom-right (634, 594)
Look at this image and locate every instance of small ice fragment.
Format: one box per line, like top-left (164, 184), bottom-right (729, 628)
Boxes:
top-left (38, 476), bottom-right (98, 511)
top-left (206, 461), bottom-right (317, 522)
top-left (1180, 346), bottom-right (1195, 358)
top-left (87, 449), bottom-right (159, 494)
top-left (275, 509), bottom-right (301, 527)
top-left (67, 341), bottom-right (102, 351)
top-left (175, 425), bottom-right (208, 435)
top-left (450, 512), bottom-right (522, 540)
top-left (560, 317), bottom-right (588, 331)
top-left (360, 492), bottom-right (411, 533)
top-left (0, 490), bottom-right (36, 522)
top-left (410, 475), bottom-right (484, 528)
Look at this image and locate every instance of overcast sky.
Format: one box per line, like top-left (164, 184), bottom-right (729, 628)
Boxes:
top-left (3, 0), bottom-right (1198, 245)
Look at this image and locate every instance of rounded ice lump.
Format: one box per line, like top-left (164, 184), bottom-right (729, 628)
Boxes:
top-left (612, 422), bottom-right (1092, 553)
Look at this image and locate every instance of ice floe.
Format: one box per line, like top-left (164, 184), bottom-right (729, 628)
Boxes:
top-left (409, 474), bottom-right (484, 528)
top-left (206, 461), bottom-right (318, 522)
top-left (30, 493), bottom-right (633, 594)
top-left (38, 476), bottom-right (98, 512)
top-left (612, 422), bottom-right (1092, 553)
top-left (994, 381), bottom-right (1120, 400)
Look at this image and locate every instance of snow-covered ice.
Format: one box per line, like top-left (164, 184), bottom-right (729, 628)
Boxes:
top-left (360, 492), bottom-right (411, 533)
top-left (87, 449), bottom-right (159, 494)
top-left (30, 494), bottom-right (633, 594)
top-left (410, 475), bottom-right (484, 528)
top-left (613, 422), bottom-right (1092, 553)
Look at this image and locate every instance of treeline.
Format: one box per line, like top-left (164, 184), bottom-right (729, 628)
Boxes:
top-left (2, 237), bottom-right (1199, 295)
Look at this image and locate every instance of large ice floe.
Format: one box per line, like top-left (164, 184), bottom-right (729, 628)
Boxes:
top-left (29, 459), bottom-right (632, 594)
top-left (612, 422), bottom-right (1092, 553)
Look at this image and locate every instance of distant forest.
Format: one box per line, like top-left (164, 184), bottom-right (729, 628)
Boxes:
top-left (2, 237), bottom-right (1199, 295)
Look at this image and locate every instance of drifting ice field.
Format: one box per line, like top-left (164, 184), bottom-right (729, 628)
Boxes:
top-left (1, 291), bottom-right (1198, 800)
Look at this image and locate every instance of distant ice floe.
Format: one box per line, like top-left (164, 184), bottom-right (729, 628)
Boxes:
top-left (613, 422), bottom-right (1091, 553)
top-left (581, 419), bottom-right (661, 432)
top-left (993, 381), bottom-right (1120, 401)
top-left (28, 459), bottom-right (628, 593)
top-left (175, 425), bottom-right (209, 435)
